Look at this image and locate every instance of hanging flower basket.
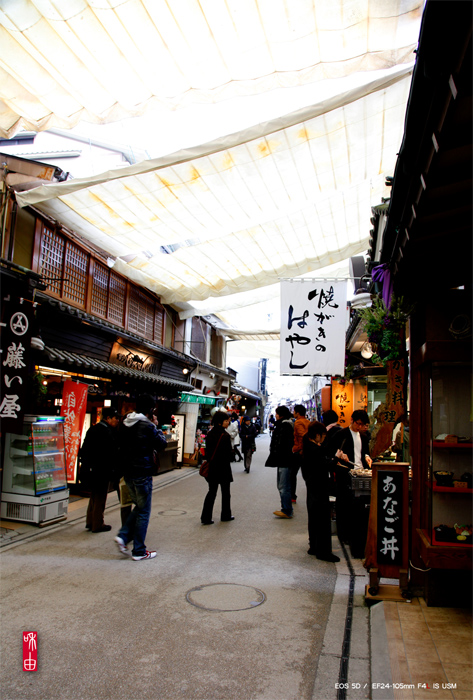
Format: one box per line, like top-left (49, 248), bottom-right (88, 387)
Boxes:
top-left (357, 295), bottom-right (413, 366)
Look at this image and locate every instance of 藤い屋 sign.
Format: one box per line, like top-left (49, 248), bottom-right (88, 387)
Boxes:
top-left (280, 280), bottom-right (347, 375)
top-left (0, 297), bottom-right (34, 431)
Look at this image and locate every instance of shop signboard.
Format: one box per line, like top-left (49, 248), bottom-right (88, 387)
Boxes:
top-left (376, 469), bottom-right (404, 566)
top-left (180, 392), bottom-right (216, 405)
top-left (173, 414), bottom-right (186, 465)
top-left (60, 381), bottom-right (88, 482)
top-left (331, 379), bottom-right (353, 427)
top-left (109, 341), bottom-right (162, 375)
top-left (280, 280), bottom-right (347, 375)
top-left (0, 297), bottom-right (34, 432)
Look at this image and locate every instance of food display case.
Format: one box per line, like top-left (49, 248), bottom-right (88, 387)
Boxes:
top-left (1, 415), bottom-right (69, 525)
top-left (416, 361), bottom-right (472, 581)
top-left (427, 364), bottom-right (473, 547)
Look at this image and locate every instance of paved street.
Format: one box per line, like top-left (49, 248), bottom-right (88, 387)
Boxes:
top-left (1, 433), bottom-right (371, 700)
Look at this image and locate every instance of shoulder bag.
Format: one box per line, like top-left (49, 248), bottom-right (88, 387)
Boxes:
top-left (199, 433), bottom-right (224, 478)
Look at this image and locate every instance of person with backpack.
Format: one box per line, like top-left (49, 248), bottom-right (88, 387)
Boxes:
top-left (114, 394), bottom-right (167, 561)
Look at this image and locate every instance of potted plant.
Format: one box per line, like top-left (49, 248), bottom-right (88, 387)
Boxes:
top-left (357, 294), bottom-right (413, 366)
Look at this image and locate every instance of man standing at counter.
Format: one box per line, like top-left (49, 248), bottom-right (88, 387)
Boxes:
top-left (115, 394), bottom-right (167, 561)
top-left (326, 410), bottom-right (372, 545)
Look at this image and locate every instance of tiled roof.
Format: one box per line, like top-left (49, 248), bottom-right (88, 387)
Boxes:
top-left (43, 346), bottom-right (194, 390)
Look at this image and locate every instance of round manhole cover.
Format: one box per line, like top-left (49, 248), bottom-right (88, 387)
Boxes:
top-left (186, 583), bottom-right (266, 611)
top-left (157, 509), bottom-right (187, 516)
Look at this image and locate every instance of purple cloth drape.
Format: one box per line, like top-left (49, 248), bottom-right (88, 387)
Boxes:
top-left (372, 264), bottom-right (393, 308)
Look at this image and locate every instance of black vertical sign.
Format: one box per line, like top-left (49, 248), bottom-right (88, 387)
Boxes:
top-left (376, 470), bottom-right (403, 566)
top-left (0, 296), bottom-right (34, 433)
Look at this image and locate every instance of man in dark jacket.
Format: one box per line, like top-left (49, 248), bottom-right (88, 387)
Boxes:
top-left (114, 394), bottom-right (167, 561)
top-left (240, 415), bottom-right (258, 473)
top-left (81, 407), bottom-right (120, 533)
top-left (325, 410), bottom-right (372, 544)
top-left (265, 405), bottom-right (294, 518)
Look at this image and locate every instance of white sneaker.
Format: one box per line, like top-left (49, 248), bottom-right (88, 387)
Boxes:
top-left (114, 536), bottom-right (131, 557)
top-left (132, 550), bottom-right (157, 561)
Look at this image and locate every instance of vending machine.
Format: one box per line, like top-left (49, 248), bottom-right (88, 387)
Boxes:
top-left (1, 415), bottom-right (69, 525)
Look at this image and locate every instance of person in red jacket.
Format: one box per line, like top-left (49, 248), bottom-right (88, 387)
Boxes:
top-left (291, 404), bottom-right (310, 503)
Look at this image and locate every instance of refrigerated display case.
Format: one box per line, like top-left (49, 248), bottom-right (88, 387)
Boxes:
top-left (1, 415), bottom-right (69, 525)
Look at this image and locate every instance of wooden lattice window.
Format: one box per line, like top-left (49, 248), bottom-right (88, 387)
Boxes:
top-left (91, 262), bottom-right (109, 317)
top-left (128, 287), bottom-right (154, 340)
top-left (154, 303), bottom-right (164, 344)
top-left (39, 227), bottom-right (64, 296)
top-left (191, 317), bottom-right (207, 362)
top-left (108, 272), bottom-right (126, 325)
top-left (173, 317), bottom-right (186, 353)
top-left (63, 241), bottom-right (88, 306)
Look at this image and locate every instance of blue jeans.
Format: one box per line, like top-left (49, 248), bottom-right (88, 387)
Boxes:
top-left (277, 467), bottom-right (293, 516)
top-left (117, 476), bottom-right (153, 556)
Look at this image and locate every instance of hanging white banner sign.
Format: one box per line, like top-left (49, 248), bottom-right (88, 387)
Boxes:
top-left (280, 280), bottom-right (348, 376)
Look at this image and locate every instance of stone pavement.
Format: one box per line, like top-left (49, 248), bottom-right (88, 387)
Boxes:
top-left (1, 432), bottom-right (378, 700)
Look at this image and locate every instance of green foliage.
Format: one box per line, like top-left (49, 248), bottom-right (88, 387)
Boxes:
top-left (358, 294), bottom-right (413, 366)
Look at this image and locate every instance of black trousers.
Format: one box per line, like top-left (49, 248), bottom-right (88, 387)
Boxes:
top-left (86, 481), bottom-right (109, 531)
top-left (306, 487), bottom-right (332, 556)
top-left (291, 453), bottom-right (302, 500)
top-left (201, 481), bottom-right (232, 523)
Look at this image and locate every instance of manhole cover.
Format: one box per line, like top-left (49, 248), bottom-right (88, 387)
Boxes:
top-left (186, 583), bottom-right (266, 612)
top-left (157, 509), bottom-right (187, 516)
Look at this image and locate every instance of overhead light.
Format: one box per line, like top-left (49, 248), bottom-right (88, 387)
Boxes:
top-left (182, 368), bottom-right (189, 374)
top-left (104, 399), bottom-right (111, 407)
top-left (361, 341), bottom-right (374, 360)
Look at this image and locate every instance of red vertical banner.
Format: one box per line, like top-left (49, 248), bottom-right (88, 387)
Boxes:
top-left (23, 631), bottom-right (37, 672)
top-left (60, 381), bottom-right (88, 482)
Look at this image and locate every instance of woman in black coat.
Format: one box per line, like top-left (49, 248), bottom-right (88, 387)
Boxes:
top-left (301, 421), bottom-right (340, 562)
top-left (201, 411), bottom-right (234, 525)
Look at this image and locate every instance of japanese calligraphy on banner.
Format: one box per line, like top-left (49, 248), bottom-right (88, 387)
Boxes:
top-left (280, 281), bottom-right (347, 375)
top-left (0, 297), bottom-right (34, 432)
top-left (331, 380), bottom-right (353, 427)
top-left (376, 470), bottom-right (404, 566)
top-left (60, 381), bottom-right (88, 482)
top-left (370, 357), bottom-right (407, 458)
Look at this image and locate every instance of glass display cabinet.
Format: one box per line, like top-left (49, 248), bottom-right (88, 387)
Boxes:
top-left (416, 360), bottom-right (472, 581)
top-left (1, 415), bottom-right (69, 525)
top-left (428, 364), bottom-right (472, 546)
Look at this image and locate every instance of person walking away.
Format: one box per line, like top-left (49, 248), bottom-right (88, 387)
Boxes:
top-left (302, 422), bottom-right (340, 562)
top-left (325, 410), bottom-right (372, 545)
top-left (226, 413), bottom-right (242, 462)
top-left (201, 411), bottom-right (235, 524)
top-left (265, 406), bottom-right (295, 518)
top-left (240, 415), bottom-right (258, 473)
top-left (81, 407), bottom-right (120, 533)
top-left (114, 394), bottom-right (167, 561)
top-left (268, 414), bottom-right (276, 435)
top-left (291, 404), bottom-right (310, 503)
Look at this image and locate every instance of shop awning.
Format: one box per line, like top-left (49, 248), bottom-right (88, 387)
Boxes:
top-left (0, 1), bottom-right (422, 138)
top-left (41, 346), bottom-right (194, 390)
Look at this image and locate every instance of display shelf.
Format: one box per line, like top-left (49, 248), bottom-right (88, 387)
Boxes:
top-left (430, 484), bottom-right (473, 494)
top-left (431, 531), bottom-right (472, 547)
top-left (417, 529), bottom-right (473, 570)
top-left (433, 441), bottom-right (473, 449)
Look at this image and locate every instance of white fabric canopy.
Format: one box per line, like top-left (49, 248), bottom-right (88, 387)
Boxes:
top-left (0, 0), bottom-right (422, 138)
top-left (16, 66), bottom-right (412, 313)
